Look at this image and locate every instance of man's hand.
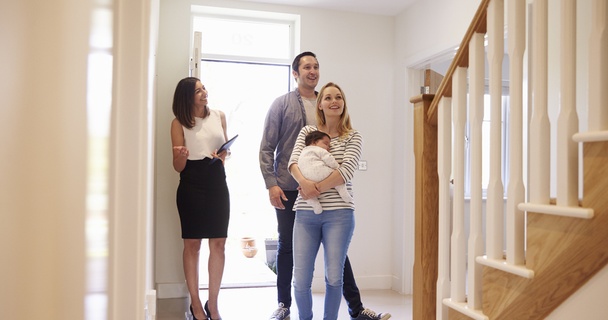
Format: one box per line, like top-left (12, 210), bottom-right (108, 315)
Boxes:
top-left (269, 186), bottom-right (288, 209)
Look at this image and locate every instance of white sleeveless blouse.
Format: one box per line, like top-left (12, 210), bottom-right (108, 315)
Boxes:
top-left (183, 109), bottom-right (225, 160)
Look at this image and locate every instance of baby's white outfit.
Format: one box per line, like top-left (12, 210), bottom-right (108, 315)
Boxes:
top-left (297, 145), bottom-right (353, 214)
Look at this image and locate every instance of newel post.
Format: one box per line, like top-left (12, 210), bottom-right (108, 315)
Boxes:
top-left (410, 94), bottom-right (439, 320)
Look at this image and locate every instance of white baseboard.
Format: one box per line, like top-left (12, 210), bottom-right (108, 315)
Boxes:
top-left (145, 289), bottom-right (157, 319)
top-left (391, 275), bottom-right (409, 295)
top-left (157, 282), bottom-right (188, 299)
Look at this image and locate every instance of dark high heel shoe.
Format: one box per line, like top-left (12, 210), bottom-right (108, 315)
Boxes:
top-left (204, 300), bottom-right (222, 320)
top-left (190, 304), bottom-right (198, 320)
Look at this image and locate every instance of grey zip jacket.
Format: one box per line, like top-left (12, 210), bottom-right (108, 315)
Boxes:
top-left (259, 89), bottom-right (314, 191)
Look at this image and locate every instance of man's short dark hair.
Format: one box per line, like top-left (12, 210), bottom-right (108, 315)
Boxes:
top-left (292, 51), bottom-right (317, 73)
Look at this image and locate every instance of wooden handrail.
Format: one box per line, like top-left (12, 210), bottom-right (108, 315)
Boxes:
top-left (426, 0), bottom-right (491, 125)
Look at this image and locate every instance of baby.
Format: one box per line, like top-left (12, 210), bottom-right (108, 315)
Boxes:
top-left (297, 130), bottom-right (353, 214)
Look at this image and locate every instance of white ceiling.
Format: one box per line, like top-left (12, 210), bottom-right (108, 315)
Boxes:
top-left (235, 0), bottom-right (420, 16)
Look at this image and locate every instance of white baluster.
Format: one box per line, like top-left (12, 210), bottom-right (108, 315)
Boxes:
top-left (487, 0), bottom-right (506, 261)
top-left (557, 0), bottom-right (579, 207)
top-left (468, 32), bottom-right (485, 310)
top-left (506, 0), bottom-right (526, 266)
top-left (437, 97), bottom-right (452, 320)
top-left (529, 0), bottom-right (550, 205)
top-left (588, 0), bottom-right (608, 131)
top-left (451, 66), bottom-right (468, 304)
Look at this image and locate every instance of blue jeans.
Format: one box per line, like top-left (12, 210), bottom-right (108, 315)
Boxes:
top-left (293, 209), bottom-right (355, 320)
top-left (275, 192), bottom-right (364, 317)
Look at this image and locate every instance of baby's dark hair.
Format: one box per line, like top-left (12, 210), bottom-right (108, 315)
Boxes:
top-left (304, 130), bottom-right (331, 146)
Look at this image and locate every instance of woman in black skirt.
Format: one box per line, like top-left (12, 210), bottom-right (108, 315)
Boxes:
top-left (171, 77), bottom-right (230, 320)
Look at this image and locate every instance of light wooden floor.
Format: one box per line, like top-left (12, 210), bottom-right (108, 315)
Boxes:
top-left (156, 287), bottom-right (412, 320)
top-left (157, 240), bottom-right (412, 319)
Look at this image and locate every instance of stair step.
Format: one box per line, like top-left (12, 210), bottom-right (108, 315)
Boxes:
top-left (476, 256), bottom-right (534, 279)
top-left (573, 130), bottom-right (608, 142)
top-left (443, 298), bottom-right (488, 320)
top-left (518, 203), bottom-right (594, 219)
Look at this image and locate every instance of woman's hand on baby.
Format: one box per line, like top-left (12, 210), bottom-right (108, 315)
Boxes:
top-left (298, 180), bottom-right (320, 200)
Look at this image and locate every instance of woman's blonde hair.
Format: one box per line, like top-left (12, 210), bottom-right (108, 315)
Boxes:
top-left (315, 82), bottom-right (352, 138)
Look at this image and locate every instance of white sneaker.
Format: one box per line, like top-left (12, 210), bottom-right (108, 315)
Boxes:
top-left (353, 308), bottom-right (392, 320)
top-left (269, 302), bottom-right (290, 320)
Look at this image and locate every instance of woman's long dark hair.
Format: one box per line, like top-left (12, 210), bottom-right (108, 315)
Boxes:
top-left (172, 77), bottom-right (199, 129)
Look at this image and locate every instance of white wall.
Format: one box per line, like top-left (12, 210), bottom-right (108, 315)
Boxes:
top-left (0, 1), bottom-right (89, 319)
top-left (2, 0), bottom-right (160, 318)
top-left (155, 0), bottom-right (397, 297)
top-left (110, 0), bottom-right (158, 318)
top-left (546, 265), bottom-right (608, 320)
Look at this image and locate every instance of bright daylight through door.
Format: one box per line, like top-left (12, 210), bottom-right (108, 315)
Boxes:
top-left (192, 8), bottom-right (297, 287)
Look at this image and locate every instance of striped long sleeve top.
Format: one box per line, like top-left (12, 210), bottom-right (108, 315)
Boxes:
top-left (288, 125), bottom-right (363, 212)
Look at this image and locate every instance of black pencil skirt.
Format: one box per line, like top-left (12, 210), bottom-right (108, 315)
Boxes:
top-left (176, 158), bottom-right (230, 239)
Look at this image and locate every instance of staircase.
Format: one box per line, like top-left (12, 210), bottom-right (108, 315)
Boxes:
top-left (410, 0), bottom-right (608, 319)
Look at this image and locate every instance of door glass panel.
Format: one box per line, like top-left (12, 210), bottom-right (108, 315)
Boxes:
top-left (194, 17), bottom-right (291, 59)
top-left (199, 60), bottom-right (291, 286)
